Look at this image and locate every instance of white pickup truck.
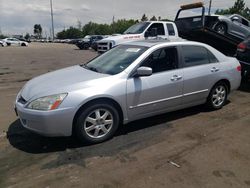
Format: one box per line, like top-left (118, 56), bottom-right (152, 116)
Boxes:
top-left (97, 21), bottom-right (179, 53)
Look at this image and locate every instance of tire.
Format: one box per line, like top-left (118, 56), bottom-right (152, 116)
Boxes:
top-left (215, 23), bottom-right (227, 35)
top-left (83, 43), bottom-right (90, 50)
top-left (206, 82), bottom-right (228, 110)
top-left (75, 102), bottom-right (120, 144)
top-left (21, 43), bottom-right (26, 47)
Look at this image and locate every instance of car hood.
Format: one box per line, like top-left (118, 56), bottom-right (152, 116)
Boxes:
top-left (21, 65), bottom-right (109, 101)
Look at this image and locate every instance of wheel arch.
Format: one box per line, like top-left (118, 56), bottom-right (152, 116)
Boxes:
top-left (210, 79), bottom-right (231, 95)
top-left (214, 20), bottom-right (228, 31)
top-left (72, 97), bottom-right (124, 133)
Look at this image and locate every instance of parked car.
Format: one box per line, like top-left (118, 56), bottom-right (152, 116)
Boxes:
top-left (15, 40), bottom-right (241, 143)
top-left (97, 21), bottom-right (179, 53)
top-left (76, 35), bottom-right (104, 50)
top-left (0, 40), bottom-right (7, 47)
top-left (214, 14), bottom-right (250, 40)
top-left (3, 38), bottom-right (28, 46)
top-left (236, 36), bottom-right (250, 79)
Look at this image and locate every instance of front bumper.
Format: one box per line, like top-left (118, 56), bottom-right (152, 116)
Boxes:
top-left (15, 101), bottom-right (75, 137)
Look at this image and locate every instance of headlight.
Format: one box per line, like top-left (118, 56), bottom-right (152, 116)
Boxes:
top-left (27, 93), bottom-right (67, 111)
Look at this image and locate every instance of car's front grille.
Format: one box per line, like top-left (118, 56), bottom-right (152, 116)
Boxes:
top-left (97, 42), bottom-right (110, 52)
top-left (18, 96), bottom-right (27, 104)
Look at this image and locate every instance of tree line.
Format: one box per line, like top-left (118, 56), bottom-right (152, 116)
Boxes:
top-left (57, 0), bottom-right (249, 39)
top-left (215, 0), bottom-right (250, 20)
top-left (56, 14), bottom-right (164, 39)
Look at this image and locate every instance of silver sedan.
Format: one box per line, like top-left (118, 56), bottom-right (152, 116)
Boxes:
top-left (15, 40), bottom-right (241, 143)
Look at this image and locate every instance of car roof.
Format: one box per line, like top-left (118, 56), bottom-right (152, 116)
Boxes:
top-left (123, 39), bottom-right (205, 48)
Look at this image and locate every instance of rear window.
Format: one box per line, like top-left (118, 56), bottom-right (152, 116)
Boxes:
top-left (166, 23), bottom-right (175, 36)
top-left (182, 46), bottom-right (217, 67)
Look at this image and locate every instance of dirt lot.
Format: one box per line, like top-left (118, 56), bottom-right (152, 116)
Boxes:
top-left (0, 43), bottom-right (250, 188)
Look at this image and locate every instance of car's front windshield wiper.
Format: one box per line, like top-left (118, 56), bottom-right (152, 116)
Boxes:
top-left (80, 64), bottom-right (103, 73)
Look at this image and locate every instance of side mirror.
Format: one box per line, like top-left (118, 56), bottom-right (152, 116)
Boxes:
top-left (135, 66), bottom-right (152, 77)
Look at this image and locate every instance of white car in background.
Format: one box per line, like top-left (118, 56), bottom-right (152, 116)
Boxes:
top-left (3, 38), bottom-right (28, 47)
top-left (0, 40), bottom-right (7, 47)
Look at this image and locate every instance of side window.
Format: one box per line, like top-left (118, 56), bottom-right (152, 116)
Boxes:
top-left (141, 47), bottom-right (178, 73)
top-left (182, 46), bottom-right (210, 67)
top-left (166, 23), bottom-right (175, 36)
top-left (207, 49), bottom-right (219, 63)
top-left (242, 19), bottom-right (249, 27)
top-left (147, 23), bottom-right (165, 36)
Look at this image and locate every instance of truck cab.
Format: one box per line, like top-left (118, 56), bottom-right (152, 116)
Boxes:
top-left (97, 21), bottom-right (179, 53)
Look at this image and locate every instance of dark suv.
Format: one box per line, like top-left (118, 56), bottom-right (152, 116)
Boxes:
top-left (76, 35), bottom-right (103, 50)
top-left (236, 37), bottom-right (250, 79)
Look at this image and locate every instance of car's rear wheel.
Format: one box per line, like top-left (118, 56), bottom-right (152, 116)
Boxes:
top-left (207, 82), bottom-right (228, 110)
top-left (21, 43), bottom-right (26, 46)
top-left (215, 23), bottom-right (227, 35)
top-left (75, 102), bottom-right (120, 144)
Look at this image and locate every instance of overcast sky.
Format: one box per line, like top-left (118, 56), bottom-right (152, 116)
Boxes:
top-left (0, 0), bottom-right (250, 36)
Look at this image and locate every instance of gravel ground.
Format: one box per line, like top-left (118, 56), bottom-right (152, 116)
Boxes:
top-left (0, 43), bottom-right (250, 188)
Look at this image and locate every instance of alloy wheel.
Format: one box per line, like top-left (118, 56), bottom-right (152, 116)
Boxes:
top-left (212, 85), bottom-right (226, 107)
top-left (84, 109), bottom-right (113, 139)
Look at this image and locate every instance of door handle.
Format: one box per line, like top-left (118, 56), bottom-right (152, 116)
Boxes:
top-left (211, 67), bottom-right (220, 72)
top-left (171, 75), bottom-right (182, 81)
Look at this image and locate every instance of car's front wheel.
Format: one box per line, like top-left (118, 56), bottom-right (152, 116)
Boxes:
top-left (207, 82), bottom-right (228, 110)
top-left (75, 102), bottom-right (120, 144)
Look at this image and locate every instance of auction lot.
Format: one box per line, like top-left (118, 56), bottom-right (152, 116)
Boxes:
top-left (0, 43), bottom-right (250, 188)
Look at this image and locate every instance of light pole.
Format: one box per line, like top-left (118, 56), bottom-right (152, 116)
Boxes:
top-left (50, 0), bottom-right (55, 41)
top-left (208, 0), bottom-right (212, 15)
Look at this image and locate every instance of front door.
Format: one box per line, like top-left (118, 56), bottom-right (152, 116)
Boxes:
top-left (126, 47), bottom-right (183, 120)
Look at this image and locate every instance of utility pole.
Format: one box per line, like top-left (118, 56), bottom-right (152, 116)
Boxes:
top-left (208, 0), bottom-right (212, 15)
top-left (50, 0), bottom-right (55, 41)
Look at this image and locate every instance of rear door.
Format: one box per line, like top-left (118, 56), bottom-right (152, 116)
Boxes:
top-left (181, 45), bottom-right (221, 105)
top-left (126, 46), bottom-right (183, 119)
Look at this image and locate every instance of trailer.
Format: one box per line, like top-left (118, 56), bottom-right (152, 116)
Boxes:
top-left (174, 2), bottom-right (243, 56)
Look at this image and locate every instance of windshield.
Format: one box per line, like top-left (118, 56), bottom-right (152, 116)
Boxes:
top-left (83, 45), bottom-right (148, 75)
top-left (124, 22), bottom-right (150, 34)
top-left (84, 35), bottom-right (91, 39)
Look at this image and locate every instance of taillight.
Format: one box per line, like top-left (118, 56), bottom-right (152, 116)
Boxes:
top-left (237, 65), bottom-right (241, 72)
top-left (237, 42), bottom-right (247, 52)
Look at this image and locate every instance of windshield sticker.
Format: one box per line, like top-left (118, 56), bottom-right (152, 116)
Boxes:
top-left (126, 48), bottom-right (141, 53)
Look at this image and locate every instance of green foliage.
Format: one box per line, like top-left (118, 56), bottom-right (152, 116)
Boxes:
top-left (34, 24), bottom-right (42, 38)
top-left (215, 0), bottom-right (250, 20)
top-left (24, 33), bottom-right (30, 40)
top-left (0, 34), bottom-right (7, 39)
top-left (141, 14), bottom-right (148, 21)
top-left (56, 19), bottom-right (138, 39)
top-left (57, 27), bottom-right (83, 39)
top-left (111, 19), bottom-right (138, 34)
top-left (150, 16), bottom-right (157, 21)
top-left (56, 14), bottom-right (173, 39)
